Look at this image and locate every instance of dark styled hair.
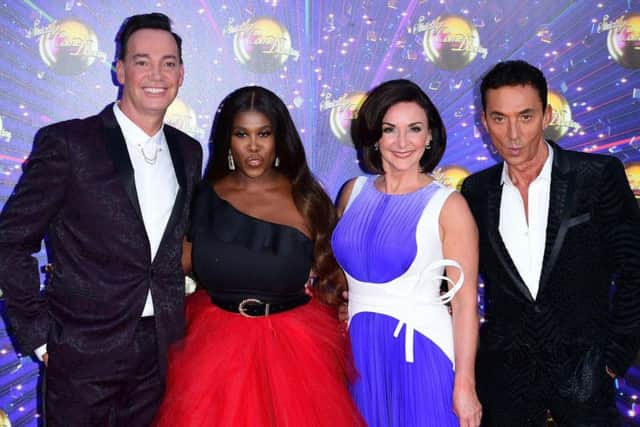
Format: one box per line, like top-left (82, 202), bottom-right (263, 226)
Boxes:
top-left (351, 79), bottom-right (446, 174)
top-left (206, 86), bottom-right (345, 305)
top-left (480, 60), bottom-right (547, 111)
top-left (116, 13), bottom-right (183, 63)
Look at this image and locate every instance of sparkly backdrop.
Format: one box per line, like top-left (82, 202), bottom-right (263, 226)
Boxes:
top-left (0, 1), bottom-right (639, 425)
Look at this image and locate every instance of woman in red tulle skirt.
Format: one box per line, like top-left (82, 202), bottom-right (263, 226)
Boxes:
top-left (155, 291), bottom-right (362, 426)
top-left (153, 86), bottom-right (364, 427)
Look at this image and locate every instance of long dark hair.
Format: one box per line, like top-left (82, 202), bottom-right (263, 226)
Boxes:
top-left (205, 86), bottom-right (344, 305)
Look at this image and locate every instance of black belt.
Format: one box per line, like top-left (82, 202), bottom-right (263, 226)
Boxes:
top-left (210, 294), bottom-right (310, 317)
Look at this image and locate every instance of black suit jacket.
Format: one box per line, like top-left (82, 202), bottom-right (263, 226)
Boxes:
top-left (461, 142), bottom-right (640, 418)
top-left (0, 104), bottom-right (202, 377)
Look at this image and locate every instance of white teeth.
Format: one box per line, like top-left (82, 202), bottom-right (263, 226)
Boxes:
top-left (144, 88), bottom-right (165, 94)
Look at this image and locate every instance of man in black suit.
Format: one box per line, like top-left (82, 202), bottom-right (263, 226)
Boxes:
top-left (0, 13), bottom-right (202, 426)
top-left (461, 60), bottom-right (640, 426)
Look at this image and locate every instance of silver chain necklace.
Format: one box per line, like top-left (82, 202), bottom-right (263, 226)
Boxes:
top-left (138, 141), bottom-right (162, 165)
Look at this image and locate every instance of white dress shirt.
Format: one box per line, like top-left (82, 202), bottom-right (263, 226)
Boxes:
top-left (113, 103), bottom-right (179, 316)
top-left (499, 143), bottom-right (553, 300)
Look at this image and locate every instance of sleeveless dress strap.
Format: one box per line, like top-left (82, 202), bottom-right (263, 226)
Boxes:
top-left (344, 176), bottom-right (367, 212)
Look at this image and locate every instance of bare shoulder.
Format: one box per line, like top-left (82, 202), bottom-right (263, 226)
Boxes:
top-left (440, 190), bottom-right (477, 231)
top-left (212, 175), bottom-right (239, 198)
top-left (442, 190), bottom-right (470, 211)
top-left (336, 177), bottom-right (359, 217)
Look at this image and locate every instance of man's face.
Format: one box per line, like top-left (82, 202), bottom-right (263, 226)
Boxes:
top-left (482, 84), bottom-right (552, 169)
top-left (116, 28), bottom-right (184, 127)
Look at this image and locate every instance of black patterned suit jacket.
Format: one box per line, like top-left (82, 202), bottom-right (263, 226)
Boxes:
top-left (461, 142), bottom-right (640, 424)
top-left (0, 104), bottom-right (202, 377)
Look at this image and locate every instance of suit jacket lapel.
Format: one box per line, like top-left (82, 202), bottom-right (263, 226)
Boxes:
top-left (485, 167), bottom-right (534, 302)
top-left (101, 104), bottom-right (144, 222)
top-left (155, 125), bottom-right (187, 258)
top-left (166, 126), bottom-right (186, 190)
top-left (538, 142), bottom-right (575, 296)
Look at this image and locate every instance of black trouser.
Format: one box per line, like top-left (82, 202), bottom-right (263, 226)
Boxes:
top-left (44, 317), bottom-right (164, 427)
top-left (480, 382), bottom-right (620, 427)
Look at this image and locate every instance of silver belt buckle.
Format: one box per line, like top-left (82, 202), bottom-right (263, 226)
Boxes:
top-left (238, 298), bottom-right (270, 318)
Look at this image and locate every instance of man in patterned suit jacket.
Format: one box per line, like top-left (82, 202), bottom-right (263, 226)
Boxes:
top-left (0, 13), bottom-right (202, 426)
top-left (461, 60), bottom-right (640, 426)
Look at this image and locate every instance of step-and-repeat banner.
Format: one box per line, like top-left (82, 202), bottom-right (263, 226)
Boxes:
top-left (0, 1), bottom-right (638, 425)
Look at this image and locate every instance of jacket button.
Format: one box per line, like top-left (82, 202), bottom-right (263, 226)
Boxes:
top-left (534, 304), bottom-right (541, 313)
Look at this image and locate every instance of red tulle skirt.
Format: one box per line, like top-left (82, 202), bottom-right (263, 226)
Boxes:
top-left (153, 290), bottom-right (365, 427)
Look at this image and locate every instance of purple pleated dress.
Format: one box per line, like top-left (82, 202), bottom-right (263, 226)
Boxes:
top-left (332, 176), bottom-right (461, 427)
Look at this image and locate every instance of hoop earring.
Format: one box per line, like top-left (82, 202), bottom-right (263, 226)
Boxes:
top-left (227, 149), bottom-right (235, 170)
top-left (425, 138), bottom-right (432, 150)
top-left (274, 157), bottom-right (280, 168)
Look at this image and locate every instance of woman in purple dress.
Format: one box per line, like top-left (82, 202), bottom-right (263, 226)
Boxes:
top-left (332, 79), bottom-right (482, 427)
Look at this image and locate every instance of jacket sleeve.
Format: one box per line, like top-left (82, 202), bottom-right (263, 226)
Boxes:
top-left (0, 125), bottom-right (70, 354)
top-left (600, 157), bottom-right (640, 376)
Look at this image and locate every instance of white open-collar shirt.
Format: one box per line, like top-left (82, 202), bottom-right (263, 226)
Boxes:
top-left (499, 142), bottom-right (553, 300)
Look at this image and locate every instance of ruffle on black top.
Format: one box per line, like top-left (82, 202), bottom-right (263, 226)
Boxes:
top-left (189, 181), bottom-right (313, 258)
